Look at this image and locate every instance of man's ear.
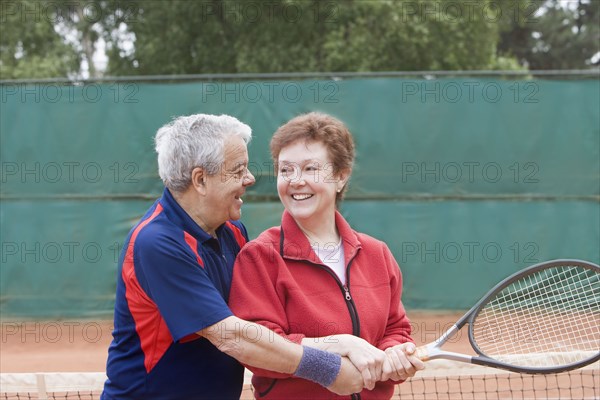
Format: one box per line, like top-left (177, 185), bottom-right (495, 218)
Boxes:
top-left (191, 167), bottom-right (207, 195)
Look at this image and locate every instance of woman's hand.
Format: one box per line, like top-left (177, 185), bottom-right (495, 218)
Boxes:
top-left (381, 342), bottom-right (425, 382)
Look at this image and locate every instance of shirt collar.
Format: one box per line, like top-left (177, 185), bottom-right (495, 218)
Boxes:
top-left (280, 209), bottom-right (361, 263)
top-left (159, 187), bottom-right (215, 243)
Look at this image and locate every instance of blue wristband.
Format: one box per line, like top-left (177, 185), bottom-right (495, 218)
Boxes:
top-left (293, 345), bottom-right (342, 388)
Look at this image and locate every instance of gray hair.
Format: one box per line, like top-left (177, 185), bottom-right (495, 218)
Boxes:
top-left (154, 114), bottom-right (252, 192)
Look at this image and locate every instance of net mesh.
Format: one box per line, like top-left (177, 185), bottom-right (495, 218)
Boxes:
top-left (2, 365), bottom-right (598, 400)
top-left (472, 264), bottom-right (600, 369)
top-left (397, 368), bottom-right (599, 400)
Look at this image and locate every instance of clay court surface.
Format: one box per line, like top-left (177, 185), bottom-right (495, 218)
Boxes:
top-left (1, 311), bottom-right (597, 399)
top-left (0, 311), bottom-right (469, 399)
top-left (0, 311), bottom-right (467, 373)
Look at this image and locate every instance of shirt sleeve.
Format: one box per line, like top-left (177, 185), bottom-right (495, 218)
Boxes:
top-left (229, 239), bottom-right (305, 379)
top-left (134, 225), bottom-right (233, 342)
top-left (375, 243), bottom-right (414, 351)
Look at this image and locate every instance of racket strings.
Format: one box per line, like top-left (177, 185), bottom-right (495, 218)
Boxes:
top-left (471, 265), bottom-right (600, 368)
top-left (477, 268), bottom-right (599, 362)
top-left (488, 268), bottom-right (599, 355)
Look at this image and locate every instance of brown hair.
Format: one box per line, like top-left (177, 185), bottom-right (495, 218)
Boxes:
top-left (270, 112), bottom-right (355, 203)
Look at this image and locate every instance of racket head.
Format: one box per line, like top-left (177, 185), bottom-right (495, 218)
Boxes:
top-left (467, 259), bottom-right (600, 374)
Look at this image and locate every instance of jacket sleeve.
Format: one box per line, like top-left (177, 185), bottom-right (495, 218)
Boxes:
top-left (375, 243), bottom-right (414, 351)
top-left (229, 239), bottom-right (306, 379)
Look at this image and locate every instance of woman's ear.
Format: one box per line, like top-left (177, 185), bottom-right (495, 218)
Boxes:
top-left (336, 168), bottom-right (352, 192)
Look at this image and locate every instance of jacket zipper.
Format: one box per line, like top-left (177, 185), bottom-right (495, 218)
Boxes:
top-left (279, 229), bottom-right (362, 399)
top-left (345, 262), bottom-right (362, 400)
top-left (345, 259), bottom-right (361, 400)
top-left (341, 260), bottom-right (360, 337)
top-left (310, 259), bottom-right (360, 337)
top-left (310, 259), bottom-right (362, 400)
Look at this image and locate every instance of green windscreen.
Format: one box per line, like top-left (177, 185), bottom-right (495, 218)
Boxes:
top-left (1, 77), bottom-right (598, 317)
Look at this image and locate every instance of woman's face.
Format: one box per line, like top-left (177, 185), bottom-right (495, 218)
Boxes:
top-left (277, 140), bottom-right (347, 225)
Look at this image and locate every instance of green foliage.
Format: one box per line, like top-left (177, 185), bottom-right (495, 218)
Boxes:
top-left (103, 0), bottom-right (502, 75)
top-left (0, 0), bottom-right (80, 79)
top-left (2, 0), bottom-right (598, 79)
top-left (498, 0), bottom-right (600, 69)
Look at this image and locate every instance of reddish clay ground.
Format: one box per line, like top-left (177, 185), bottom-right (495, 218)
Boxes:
top-left (2, 311), bottom-right (596, 399)
top-left (0, 311), bottom-right (468, 373)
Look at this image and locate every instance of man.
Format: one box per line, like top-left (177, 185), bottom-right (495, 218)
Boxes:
top-left (101, 114), bottom-right (367, 399)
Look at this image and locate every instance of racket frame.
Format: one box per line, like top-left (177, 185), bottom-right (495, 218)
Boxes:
top-left (416, 259), bottom-right (600, 374)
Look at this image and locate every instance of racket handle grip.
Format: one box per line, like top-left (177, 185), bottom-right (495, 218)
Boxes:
top-left (415, 345), bottom-right (430, 361)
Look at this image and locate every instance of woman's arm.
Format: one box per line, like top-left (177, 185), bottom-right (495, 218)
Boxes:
top-left (376, 244), bottom-right (425, 380)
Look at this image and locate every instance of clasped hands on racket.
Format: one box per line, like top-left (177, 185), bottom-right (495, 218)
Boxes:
top-left (311, 333), bottom-right (425, 390)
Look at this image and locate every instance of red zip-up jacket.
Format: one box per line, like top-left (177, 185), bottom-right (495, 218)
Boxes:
top-left (229, 210), bottom-right (414, 399)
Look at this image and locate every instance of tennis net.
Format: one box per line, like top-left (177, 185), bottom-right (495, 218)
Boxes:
top-left (1, 363), bottom-right (598, 399)
top-left (396, 359), bottom-right (599, 399)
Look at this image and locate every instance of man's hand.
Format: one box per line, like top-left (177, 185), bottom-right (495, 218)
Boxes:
top-left (327, 357), bottom-right (364, 395)
top-left (381, 343), bottom-right (425, 382)
top-left (317, 334), bottom-right (387, 390)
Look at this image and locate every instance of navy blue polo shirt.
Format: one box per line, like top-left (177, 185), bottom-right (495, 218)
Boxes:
top-left (102, 188), bottom-right (248, 400)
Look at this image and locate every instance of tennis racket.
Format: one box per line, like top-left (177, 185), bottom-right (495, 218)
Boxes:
top-left (415, 259), bottom-right (600, 374)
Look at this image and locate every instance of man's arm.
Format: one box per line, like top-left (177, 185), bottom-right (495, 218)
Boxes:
top-left (301, 335), bottom-right (386, 390)
top-left (199, 315), bottom-right (363, 395)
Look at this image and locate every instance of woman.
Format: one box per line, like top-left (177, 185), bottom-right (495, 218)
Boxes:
top-left (229, 112), bottom-right (423, 399)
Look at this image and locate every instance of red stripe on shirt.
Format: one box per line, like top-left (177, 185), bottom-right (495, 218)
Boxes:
top-left (225, 221), bottom-right (247, 248)
top-left (179, 232), bottom-right (204, 343)
top-left (122, 203), bottom-right (172, 373)
top-left (183, 232), bottom-right (204, 268)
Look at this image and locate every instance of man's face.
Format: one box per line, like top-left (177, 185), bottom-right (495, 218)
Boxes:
top-left (204, 135), bottom-right (255, 225)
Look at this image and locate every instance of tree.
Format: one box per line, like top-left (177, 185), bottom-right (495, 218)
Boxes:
top-left (0, 0), bottom-right (80, 79)
top-left (320, 0), bottom-right (502, 72)
top-left (4, 0), bottom-right (597, 79)
top-left (101, 0), bottom-right (509, 75)
top-left (498, 0), bottom-right (600, 69)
